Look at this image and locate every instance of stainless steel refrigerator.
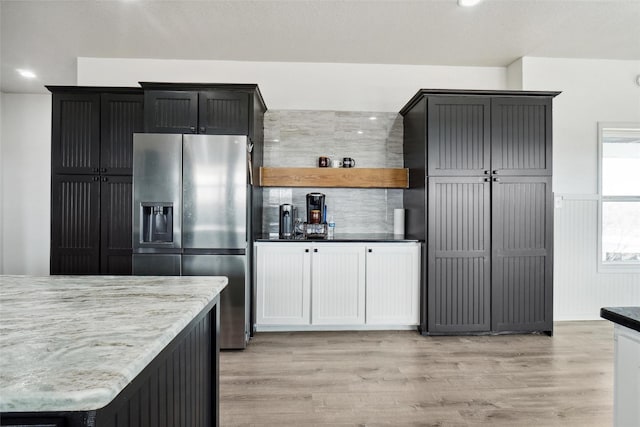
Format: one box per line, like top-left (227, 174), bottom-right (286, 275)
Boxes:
top-left (132, 133), bottom-right (251, 349)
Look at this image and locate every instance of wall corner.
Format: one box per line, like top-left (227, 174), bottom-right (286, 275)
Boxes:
top-left (506, 58), bottom-right (524, 90)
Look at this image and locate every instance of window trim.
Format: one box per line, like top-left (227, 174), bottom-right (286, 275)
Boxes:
top-left (597, 121), bottom-right (640, 273)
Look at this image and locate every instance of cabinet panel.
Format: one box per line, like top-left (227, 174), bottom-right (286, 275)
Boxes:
top-left (427, 97), bottom-right (491, 176)
top-left (366, 245), bottom-right (420, 325)
top-left (428, 177), bottom-right (491, 333)
top-left (491, 97), bottom-right (552, 176)
top-left (491, 176), bottom-right (553, 332)
top-left (51, 175), bottom-right (101, 274)
top-left (100, 93), bottom-right (144, 174)
top-left (256, 245), bottom-right (311, 325)
top-left (144, 91), bottom-right (198, 133)
top-left (311, 245), bottom-right (366, 325)
top-left (100, 176), bottom-right (132, 275)
top-left (51, 93), bottom-right (100, 174)
top-left (199, 91), bottom-right (249, 135)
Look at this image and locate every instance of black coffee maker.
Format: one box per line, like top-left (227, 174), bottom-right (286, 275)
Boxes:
top-left (306, 193), bottom-right (326, 223)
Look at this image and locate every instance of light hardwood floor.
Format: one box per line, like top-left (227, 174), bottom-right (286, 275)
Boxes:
top-left (220, 321), bottom-right (614, 426)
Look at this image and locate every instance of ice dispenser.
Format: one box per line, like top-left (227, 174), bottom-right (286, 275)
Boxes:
top-left (141, 202), bottom-right (173, 243)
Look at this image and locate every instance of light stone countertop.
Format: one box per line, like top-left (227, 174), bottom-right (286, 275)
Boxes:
top-left (0, 275), bottom-right (227, 413)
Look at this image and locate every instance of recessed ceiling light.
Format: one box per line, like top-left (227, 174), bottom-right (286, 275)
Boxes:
top-left (17, 69), bottom-right (37, 79)
top-left (458, 0), bottom-right (483, 7)
top-left (369, 116), bottom-right (377, 121)
top-left (357, 131), bottom-right (364, 135)
top-left (272, 139), bottom-right (280, 142)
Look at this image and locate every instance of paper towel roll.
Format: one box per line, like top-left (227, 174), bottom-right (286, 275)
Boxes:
top-left (393, 209), bottom-right (405, 236)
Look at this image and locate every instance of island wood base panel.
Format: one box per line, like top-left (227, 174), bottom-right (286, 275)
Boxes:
top-left (1, 298), bottom-right (220, 427)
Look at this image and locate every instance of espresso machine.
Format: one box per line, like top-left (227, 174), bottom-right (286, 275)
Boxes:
top-left (306, 193), bottom-right (326, 223)
top-left (304, 193), bottom-right (327, 239)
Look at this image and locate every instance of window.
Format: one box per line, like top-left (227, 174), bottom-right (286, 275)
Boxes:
top-left (598, 123), bottom-right (640, 272)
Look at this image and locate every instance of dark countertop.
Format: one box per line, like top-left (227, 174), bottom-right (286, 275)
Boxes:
top-left (256, 233), bottom-right (420, 243)
top-left (600, 307), bottom-right (640, 333)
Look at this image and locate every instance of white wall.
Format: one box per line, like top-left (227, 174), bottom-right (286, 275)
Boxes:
top-left (522, 57), bottom-right (640, 194)
top-left (0, 93), bottom-right (51, 275)
top-left (77, 58), bottom-right (506, 111)
top-left (520, 57), bottom-right (640, 319)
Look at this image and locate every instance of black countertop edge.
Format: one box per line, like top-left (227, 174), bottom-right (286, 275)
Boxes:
top-left (256, 234), bottom-right (420, 243)
top-left (600, 307), bottom-right (640, 333)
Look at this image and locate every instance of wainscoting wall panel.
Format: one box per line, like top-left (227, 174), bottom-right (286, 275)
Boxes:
top-left (554, 195), bottom-right (640, 320)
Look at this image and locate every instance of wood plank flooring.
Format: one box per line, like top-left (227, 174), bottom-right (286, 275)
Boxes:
top-left (220, 321), bottom-right (614, 426)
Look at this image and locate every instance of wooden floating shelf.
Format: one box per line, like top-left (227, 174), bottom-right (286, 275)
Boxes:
top-left (258, 167), bottom-right (409, 188)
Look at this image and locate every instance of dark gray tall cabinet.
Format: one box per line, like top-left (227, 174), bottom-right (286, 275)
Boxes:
top-left (401, 89), bottom-right (560, 335)
top-left (48, 87), bottom-right (144, 275)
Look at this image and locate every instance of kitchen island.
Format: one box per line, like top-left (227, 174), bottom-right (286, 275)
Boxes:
top-left (0, 275), bottom-right (227, 427)
top-left (601, 307), bottom-right (640, 427)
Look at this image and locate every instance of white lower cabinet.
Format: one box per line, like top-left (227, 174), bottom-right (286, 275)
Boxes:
top-left (311, 244), bottom-right (366, 325)
top-left (365, 244), bottom-right (420, 325)
top-left (613, 324), bottom-right (640, 427)
top-left (255, 241), bottom-right (420, 330)
top-left (256, 244), bottom-right (311, 325)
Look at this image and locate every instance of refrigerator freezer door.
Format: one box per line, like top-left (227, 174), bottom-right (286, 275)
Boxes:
top-left (182, 254), bottom-right (248, 349)
top-left (133, 254), bottom-right (181, 275)
top-left (132, 134), bottom-right (183, 250)
top-left (182, 135), bottom-right (247, 250)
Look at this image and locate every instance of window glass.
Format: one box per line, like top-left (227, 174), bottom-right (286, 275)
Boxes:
top-left (602, 201), bottom-right (640, 262)
top-left (600, 125), bottom-right (640, 268)
top-left (602, 130), bottom-right (640, 196)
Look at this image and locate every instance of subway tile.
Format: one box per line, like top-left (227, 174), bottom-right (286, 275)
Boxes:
top-left (262, 110), bottom-right (404, 234)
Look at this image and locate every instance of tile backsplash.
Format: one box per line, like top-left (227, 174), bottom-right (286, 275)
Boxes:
top-left (262, 110), bottom-right (404, 235)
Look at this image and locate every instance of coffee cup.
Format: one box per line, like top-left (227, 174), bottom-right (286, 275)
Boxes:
top-left (331, 159), bottom-right (342, 168)
top-left (342, 157), bottom-right (356, 168)
top-left (318, 156), bottom-right (330, 168)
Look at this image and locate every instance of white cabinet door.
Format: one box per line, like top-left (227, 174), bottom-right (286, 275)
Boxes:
top-left (613, 324), bottom-right (640, 427)
top-left (311, 244), bottom-right (366, 325)
top-left (366, 243), bottom-right (420, 325)
top-left (256, 244), bottom-right (311, 325)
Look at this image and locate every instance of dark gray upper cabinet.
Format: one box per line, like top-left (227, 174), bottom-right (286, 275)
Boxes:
top-left (141, 83), bottom-right (265, 136)
top-left (144, 90), bottom-right (199, 134)
top-left (199, 91), bottom-right (249, 135)
top-left (491, 97), bottom-right (553, 176)
top-left (101, 94), bottom-right (144, 175)
top-left (48, 86), bottom-right (143, 275)
top-left (401, 89), bottom-right (560, 336)
top-left (51, 93), bottom-right (101, 175)
top-left (427, 96), bottom-right (491, 177)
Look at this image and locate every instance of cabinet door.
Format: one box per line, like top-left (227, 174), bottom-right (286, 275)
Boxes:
top-left (256, 245), bottom-right (311, 325)
top-left (100, 93), bottom-right (144, 175)
top-left (491, 97), bottom-right (553, 176)
top-left (427, 96), bottom-right (491, 176)
top-left (491, 176), bottom-right (553, 333)
top-left (100, 176), bottom-right (132, 275)
top-left (144, 90), bottom-right (198, 134)
top-left (366, 244), bottom-right (420, 325)
top-left (198, 91), bottom-right (249, 135)
top-left (51, 93), bottom-right (100, 174)
top-left (51, 175), bottom-right (101, 274)
top-left (428, 177), bottom-right (491, 333)
top-left (311, 245), bottom-right (366, 325)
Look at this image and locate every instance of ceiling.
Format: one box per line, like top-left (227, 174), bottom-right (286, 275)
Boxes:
top-left (1, 0), bottom-right (639, 94)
